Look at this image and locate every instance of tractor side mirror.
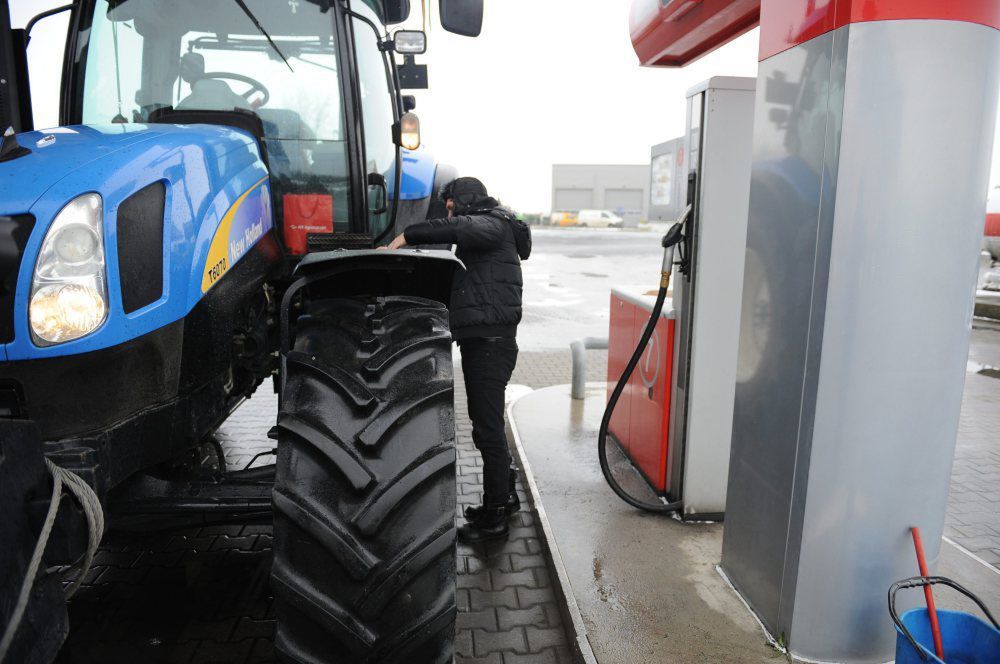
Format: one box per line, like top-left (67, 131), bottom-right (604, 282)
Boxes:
top-left (383, 0), bottom-right (411, 24)
top-left (439, 0), bottom-right (483, 37)
top-left (367, 172), bottom-right (388, 215)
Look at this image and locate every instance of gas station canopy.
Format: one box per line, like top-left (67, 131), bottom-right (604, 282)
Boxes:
top-left (629, 0), bottom-right (1000, 67)
top-left (629, 0), bottom-right (759, 67)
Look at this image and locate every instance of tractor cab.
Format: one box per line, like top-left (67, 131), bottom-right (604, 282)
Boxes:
top-left (64, 0), bottom-right (425, 251)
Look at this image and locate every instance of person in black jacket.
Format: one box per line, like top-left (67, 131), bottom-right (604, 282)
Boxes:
top-left (381, 177), bottom-right (532, 542)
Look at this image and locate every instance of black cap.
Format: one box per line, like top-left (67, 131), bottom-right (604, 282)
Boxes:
top-left (438, 176), bottom-right (488, 203)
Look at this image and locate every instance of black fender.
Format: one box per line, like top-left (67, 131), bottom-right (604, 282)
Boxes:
top-left (280, 249), bottom-right (463, 354)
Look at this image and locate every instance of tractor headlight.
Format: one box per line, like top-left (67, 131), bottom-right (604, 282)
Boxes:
top-left (53, 224), bottom-right (100, 264)
top-left (30, 284), bottom-right (108, 343)
top-left (29, 193), bottom-right (108, 344)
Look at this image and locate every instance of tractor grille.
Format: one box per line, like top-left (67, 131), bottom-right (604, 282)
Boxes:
top-left (306, 233), bottom-right (374, 251)
top-left (117, 182), bottom-right (166, 313)
top-left (0, 214), bottom-right (35, 344)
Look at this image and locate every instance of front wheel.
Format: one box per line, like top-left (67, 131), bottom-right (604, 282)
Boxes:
top-left (272, 295), bottom-right (456, 664)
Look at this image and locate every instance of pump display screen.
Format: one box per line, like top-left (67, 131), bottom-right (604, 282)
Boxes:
top-left (651, 154), bottom-right (673, 206)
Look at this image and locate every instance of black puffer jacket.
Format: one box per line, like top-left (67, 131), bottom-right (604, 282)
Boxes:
top-left (403, 196), bottom-right (532, 340)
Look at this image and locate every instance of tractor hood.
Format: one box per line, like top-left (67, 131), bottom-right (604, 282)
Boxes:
top-left (0, 123), bottom-right (259, 215)
top-left (0, 121), bottom-right (266, 363)
top-left (0, 125), bottom-right (169, 214)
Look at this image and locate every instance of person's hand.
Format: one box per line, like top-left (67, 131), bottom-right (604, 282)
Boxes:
top-left (378, 233), bottom-right (408, 250)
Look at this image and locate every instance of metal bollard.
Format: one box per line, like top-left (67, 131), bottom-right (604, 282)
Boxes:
top-left (978, 250), bottom-right (993, 290)
top-left (570, 337), bottom-right (608, 400)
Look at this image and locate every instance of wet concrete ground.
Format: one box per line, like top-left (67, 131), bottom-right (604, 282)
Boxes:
top-left (511, 385), bottom-right (774, 664)
top-left (511, 383), bottom-right (1000, 664)
top-left (518, 228), bottom-right (662, 352)
top-left (511, 229), bottom-right (1000, 661)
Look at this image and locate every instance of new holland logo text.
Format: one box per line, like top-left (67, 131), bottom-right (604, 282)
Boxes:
top-left (201, 178), bottom-right (272, 293)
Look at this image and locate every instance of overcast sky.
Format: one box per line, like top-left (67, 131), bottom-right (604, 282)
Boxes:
top-left (10, 0), bottom-right (1000, 213)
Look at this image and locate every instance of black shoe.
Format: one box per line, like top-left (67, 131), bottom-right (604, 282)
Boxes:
top-left (464, 466), bottom-right (520, 521)
top-left (464, 491), bottom-right (520, 522)
top-left (458, 505), bottom-right (509, 544)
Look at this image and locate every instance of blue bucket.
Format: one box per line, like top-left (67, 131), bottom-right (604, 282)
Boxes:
top-left (890, 576), bottom-right (1000, 664)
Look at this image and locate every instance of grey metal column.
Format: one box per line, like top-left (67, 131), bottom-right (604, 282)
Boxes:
top-left (721, 17), bottom-right (1000, 663)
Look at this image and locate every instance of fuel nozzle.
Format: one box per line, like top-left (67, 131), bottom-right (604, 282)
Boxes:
top-left (659, 205), bottom-right (690, 290)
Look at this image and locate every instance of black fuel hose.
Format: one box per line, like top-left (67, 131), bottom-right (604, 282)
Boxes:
top-left (597, 217), bottom-right (687, 514)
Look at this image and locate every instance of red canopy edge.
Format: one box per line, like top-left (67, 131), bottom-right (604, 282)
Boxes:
top-left (630, 0), bottom-right (1000, 68)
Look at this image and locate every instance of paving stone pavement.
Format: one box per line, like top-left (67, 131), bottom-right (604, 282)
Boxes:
top-left (56, 349), bottom-right (601, 664)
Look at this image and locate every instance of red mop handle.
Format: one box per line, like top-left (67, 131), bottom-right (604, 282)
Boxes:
top-left (911, 527), bottom-right (945, 661)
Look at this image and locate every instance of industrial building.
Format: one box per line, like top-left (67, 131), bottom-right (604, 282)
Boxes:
top-left (551, 164), bottom-right (650, 226)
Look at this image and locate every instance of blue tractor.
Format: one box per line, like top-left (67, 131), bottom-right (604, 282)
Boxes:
top-left (0, 1), bottom-right (482, 662)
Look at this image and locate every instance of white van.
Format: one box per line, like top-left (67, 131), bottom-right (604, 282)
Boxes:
top-left (577, 209), bottom-right (624, 228)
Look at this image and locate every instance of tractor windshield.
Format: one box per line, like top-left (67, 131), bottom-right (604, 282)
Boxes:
top-left (74, 0), bottom-right (397, 238)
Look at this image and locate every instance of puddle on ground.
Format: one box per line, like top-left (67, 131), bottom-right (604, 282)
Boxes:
top-left (590, 555), bottom-right (623, 609)
top-left (678, 536), bottom-right (760, 635)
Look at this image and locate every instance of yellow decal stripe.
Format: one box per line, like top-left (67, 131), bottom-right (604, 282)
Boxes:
top-left (201, 177), bottom-right (269, 293)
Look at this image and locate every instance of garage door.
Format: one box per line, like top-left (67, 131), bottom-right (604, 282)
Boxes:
top-left (554, 189), bottom-right (593, 211)
top-left (605, 188), bottom-right (644, 214)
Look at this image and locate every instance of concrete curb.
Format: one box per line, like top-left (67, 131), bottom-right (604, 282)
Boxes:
top-left (507, 390), bottom-right (600, 664)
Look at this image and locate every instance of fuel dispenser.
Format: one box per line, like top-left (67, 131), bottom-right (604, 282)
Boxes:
top-left (604, 77), bottom-right (755, 520)
top-left (628, 0), bottom-right (1000, 661)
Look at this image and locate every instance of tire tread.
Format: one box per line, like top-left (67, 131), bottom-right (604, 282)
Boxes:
top-left (273, 295), bottom-right (456, 664)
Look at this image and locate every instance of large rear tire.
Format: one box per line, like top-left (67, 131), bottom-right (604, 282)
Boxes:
top-left (273, 295), bottom-right (456, 664)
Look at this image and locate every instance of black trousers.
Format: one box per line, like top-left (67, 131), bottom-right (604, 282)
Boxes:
top-left (459, 337), bottom-right (518, 507)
